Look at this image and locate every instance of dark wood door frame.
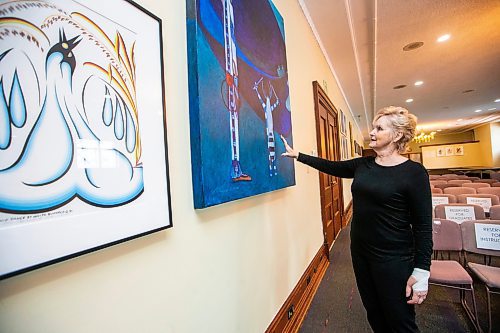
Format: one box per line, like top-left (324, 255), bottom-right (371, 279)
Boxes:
top-left (312, 81), bottom-right (344, 255)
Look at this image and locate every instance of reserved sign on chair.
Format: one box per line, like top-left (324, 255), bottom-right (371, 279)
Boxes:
top-left (445, 206), bottom-right (475, 223)
top-left (475, 224), bottom-right (500, 250)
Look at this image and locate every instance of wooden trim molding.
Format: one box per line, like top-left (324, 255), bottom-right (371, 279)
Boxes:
top-left (419, 140), bottom-right (479, 148)
top-left (343, 200), bottom-right (353, 227)
top-left (266, 245), bottom-right (329, 333)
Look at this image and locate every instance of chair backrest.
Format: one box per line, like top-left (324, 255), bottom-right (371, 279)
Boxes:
top-left (441, 174), bottom-right (459, 179)
top-left (473, 178), bottom-right (497, 184)
top-left (490, 205), bottom-right (500, 219)
top-left (492, 182), bottom-right (500, 187)
top-left (443, 187), bottom-right (476, 195)
top-left (431, 187), bottom-right (443, 194)
top-left (463, 182), bottom-right (491, 189)
top-left (434, 203), bottom-right (486, 223)
top-left (432, 194), bottom-right (457, 206)
top-left (448, 179), bottom-right (472, 185)
top-left (461, 220), bottom-right (500, 257)
top-left (456, 194), bottom-right (500, 213)
top-left (435, 183), bottom-right (460, 191)
top-left (477, 187), bottom-right (500, 196)
top-left (432, 219), bottom-right (463, 251)
top-left (429, 175), bottom-right (440, 180)
top-left (430, 180), bottom-right (448, 186)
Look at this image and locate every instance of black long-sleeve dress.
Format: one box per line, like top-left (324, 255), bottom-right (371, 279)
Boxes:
top-left (297, 153), bottom-right (432, 270)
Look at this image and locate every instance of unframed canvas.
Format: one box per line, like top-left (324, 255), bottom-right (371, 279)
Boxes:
top-left (186, 0), bottom-right (295, 208)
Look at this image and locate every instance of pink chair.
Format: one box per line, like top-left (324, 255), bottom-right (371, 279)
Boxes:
top-left (456, 194), bottom-right (500, 215)
top-left (432, 188), bottom-right (443, 194)
top-left (443, 187), bottom-right (476, 195)
top-left (448, 179), bottom-right (472, 185)
top-left (463, 183), bottom-right (491, 189)
top-left (461, 220), bottom-right (500, 333)
top-left (430, 180), bottom-right (448, 186)
top-left (490, 205), bottom-right (500, 219)
top-left (435, 183), bottom-right (460, 191)
top-left (477, 187), bottom-right (500, 197)
top-left (432, 194), bottom-right (457, 204)
top-left (473, 179), bottom-right (498, 185)
top-left (429, 220), bottom-right (480, 331)
top-left (492, 183), bottom-right (500, 187)
top-left (434, 203), bottom-right (485, 222)
top-left (431, 218), bottom-right (462, 260)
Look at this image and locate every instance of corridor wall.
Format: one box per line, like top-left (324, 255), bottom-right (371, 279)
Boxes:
top-left (0, 1), bottom-right (360, 332)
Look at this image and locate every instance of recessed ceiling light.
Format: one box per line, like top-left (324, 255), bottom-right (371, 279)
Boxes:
top-left (437, 34), bottom-right (451, 42)
top-left (488, 108), bottom-right (497, 111)
top-left (406, 98), bottom-right (414, 103)
top-left (403, 42), bottom-right (424, 51)
top-left (495, 98), bottom-right (500, 102)
top-left (437, 129), bottom-right (442, 132)
top-left (414, 81), bottom-right (424, 86)
top-left (457, 118), bottom-right (463, 122)
top-left (474, 109), bottom-right (482, 113)
top-left (393, 84), bottom-right (407, 89)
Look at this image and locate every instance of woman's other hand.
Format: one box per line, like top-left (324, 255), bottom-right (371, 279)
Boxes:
top-left (280, 135), bottom-right (298, 159)
top-left (405, 272), bottom-right (429, 305)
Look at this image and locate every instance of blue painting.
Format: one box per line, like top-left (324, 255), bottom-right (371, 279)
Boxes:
top-left (187, 0), bottom-right (295, 208)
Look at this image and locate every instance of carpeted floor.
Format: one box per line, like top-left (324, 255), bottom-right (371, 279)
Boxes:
top-left (299, 223), bottom-right (499, 333)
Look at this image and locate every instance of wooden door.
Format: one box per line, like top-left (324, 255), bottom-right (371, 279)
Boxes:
top-left (313, 82), bottom-right (343, 252)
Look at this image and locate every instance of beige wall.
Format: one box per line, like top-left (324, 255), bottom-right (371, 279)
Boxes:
top-left (0, 1), bottom-right (362, 333)
top-left (407, 131), bottom-right (474, 153)
top-left (491, 122), bottom-right (500, 167)
top-left (474, 124), bottom-right (493, 166)
top-left (423, 142), bottom-right (488, 169)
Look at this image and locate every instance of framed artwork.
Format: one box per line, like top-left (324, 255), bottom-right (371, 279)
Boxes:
top-left (187, 0), bottom-right (295, 208)
top-left (454, 146), bottom-right (464, 155)
top-left (340, 110), bottom-right (347, 135)
top-left (341, 136), bottom-right (349, 160)
top-left (349, 122), bottom-right (354, 157)
top-left (436, 147), bottom-right (445, 157)
top-left (0, 0), bottom-right (172, 279)
top-left (445, 146), bottom-right (454, 156)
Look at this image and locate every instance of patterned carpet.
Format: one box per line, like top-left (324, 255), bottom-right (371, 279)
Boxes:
top-left (299, 223), bottom-right (498, 333)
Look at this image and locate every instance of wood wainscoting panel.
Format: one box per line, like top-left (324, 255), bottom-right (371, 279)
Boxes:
top-left (265, 246), bottom-right (329, 333)
top-left (343, 200), bottom-right (353, 228)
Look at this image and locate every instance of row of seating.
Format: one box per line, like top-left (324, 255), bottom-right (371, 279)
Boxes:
top-left (431, 179), bottom-right (500, 186)
top-left (432, 186), bottom-right (500, 196)
top-left (434, 203), bottom-right (500, 222)
top-left (431, 219), bottom-right (500, 333)
top-left (430, 171), bottom-right (500, 181)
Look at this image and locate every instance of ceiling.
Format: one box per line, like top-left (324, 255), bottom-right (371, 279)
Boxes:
top-left (299, 0), bottom-right (500, 142)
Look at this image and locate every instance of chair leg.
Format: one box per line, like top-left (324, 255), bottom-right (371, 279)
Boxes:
top-left (461, 284), bottom-right (481, 333)
top-left (486, 285), bottom-right (492, 333)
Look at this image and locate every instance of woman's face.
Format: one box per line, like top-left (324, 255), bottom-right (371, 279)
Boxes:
top-left (369, 115), bottom-right (397, 151)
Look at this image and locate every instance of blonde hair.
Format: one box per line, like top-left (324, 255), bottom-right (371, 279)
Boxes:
top-left (374, 106), bottom-right (417, 153)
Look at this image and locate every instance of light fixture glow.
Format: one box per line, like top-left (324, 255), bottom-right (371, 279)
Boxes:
top-left (413, 130), bottom-right (437, 143)
top-left (414, 81), bottom-right (424, 86)
top-left (406, 98), bottom-right (414, 103)
top-left (488, 108), bottom-right (497, 111)
top-left (495, 98), bottom-right (500, 103)
top-left (437, 129), bottom-right (442, 132)
top-left (474, 109), bottom-right (482, 113)
top-left (457, 119), bottom-right (463, 122)
top-left (437, 34), bottom-right (451, 42)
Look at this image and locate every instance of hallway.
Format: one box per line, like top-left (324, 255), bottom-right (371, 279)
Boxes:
top-left (298, 223), bottom-right (498, 333)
